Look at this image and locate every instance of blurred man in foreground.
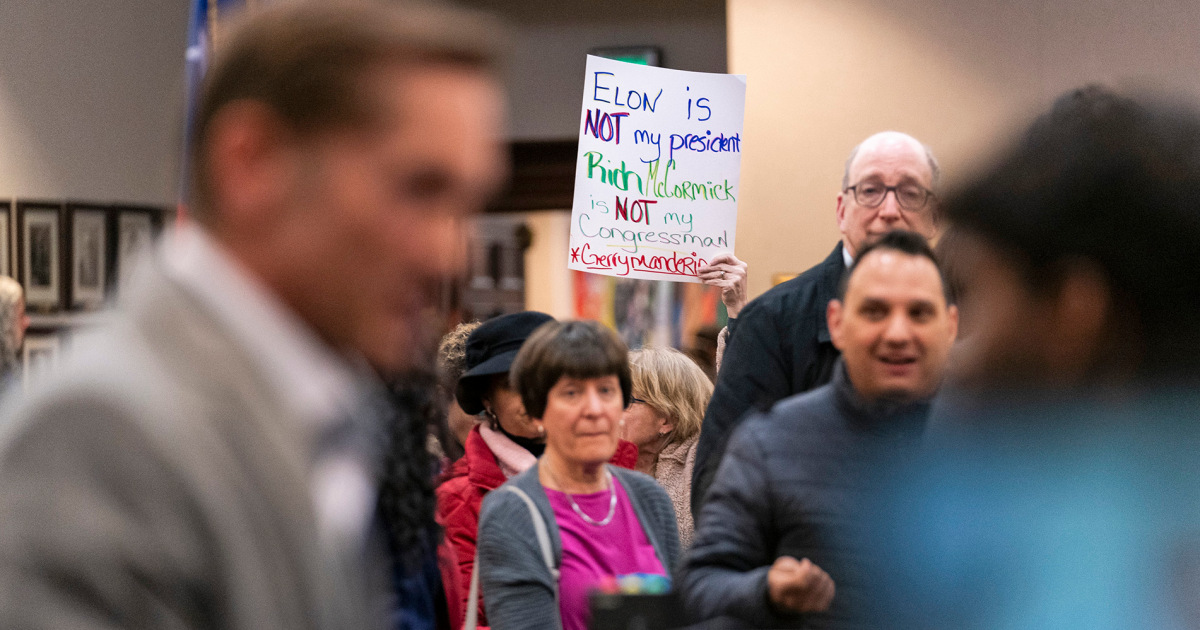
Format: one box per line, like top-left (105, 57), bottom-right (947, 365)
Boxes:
top-left (0, 2), bottom-right (505, 628)
top-left (875, 86), bottom-right (1200, 628)
top-left (684, 230), bottom-right (957, 629)
top-left (693, 131), bottom-right (941, 517)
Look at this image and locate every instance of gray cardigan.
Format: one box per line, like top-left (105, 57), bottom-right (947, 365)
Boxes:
top-left (476, 462), bottom-right (681, 630)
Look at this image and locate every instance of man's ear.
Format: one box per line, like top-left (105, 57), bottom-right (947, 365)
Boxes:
top-left (1045, 262), bottom-right (1111, 381)
top-left (946, 303), bottom-right (959, 345)
top-left (204, 101), bottom-right (298, 236)
top-left (827, 299), bottom-right (845, 351)
top-left (835, 192), bottom-right (848, 232)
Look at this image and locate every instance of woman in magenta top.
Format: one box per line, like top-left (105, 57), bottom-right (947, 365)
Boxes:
top-left (476, 321), bottom-right (681, 630)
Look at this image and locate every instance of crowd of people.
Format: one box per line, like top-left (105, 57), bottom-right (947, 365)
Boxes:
top-left (1, 1), bottom-right (1200, 630)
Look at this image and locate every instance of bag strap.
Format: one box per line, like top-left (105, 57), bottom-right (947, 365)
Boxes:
top-left (463, 484), bottom-right (561, 630)
top-left (465, 553), bottom-right (481, 630)
top-left (504, 485), bottom-right (559, 580)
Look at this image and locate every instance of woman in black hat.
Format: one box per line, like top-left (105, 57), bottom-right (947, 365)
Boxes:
top-left (435, 311), bottom-right (639, 628)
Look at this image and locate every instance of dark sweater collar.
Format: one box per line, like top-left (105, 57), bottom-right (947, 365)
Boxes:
top-left (831, 358), bottom-right (932, 435)
top-left (816, 242), bottom-right (848, 344)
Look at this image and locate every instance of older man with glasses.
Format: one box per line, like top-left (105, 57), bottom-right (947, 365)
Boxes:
top-left (691, 131), bottom-right (941, 519)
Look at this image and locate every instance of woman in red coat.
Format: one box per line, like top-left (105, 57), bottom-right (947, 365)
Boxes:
top-left (435, 312), bottom-right (637, 629)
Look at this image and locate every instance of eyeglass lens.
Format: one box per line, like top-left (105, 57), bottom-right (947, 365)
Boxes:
top-left (852, 181), bottom-right (930, 210)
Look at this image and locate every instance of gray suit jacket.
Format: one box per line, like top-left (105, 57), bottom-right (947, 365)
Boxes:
top-left (0, 257), bottom-right (387, 629)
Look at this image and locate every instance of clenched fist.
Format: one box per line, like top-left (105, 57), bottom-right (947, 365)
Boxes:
top-left (766, 556), bottom-right (835, 614)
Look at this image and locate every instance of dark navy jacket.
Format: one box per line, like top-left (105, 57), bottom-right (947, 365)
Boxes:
top-left (692, 243), bottom-right (847, 518)
top-left (683, 362), bottom-right (929, 629)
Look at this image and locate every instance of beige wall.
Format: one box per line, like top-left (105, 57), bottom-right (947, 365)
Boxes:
top-left (0, 1), bottom-right (189, 203)
top-left (522, 210), bottom-right (574, 319)
top-left (729, 0), bottom-right (1200, 298)
top-left (461, 0), bottom-right (726, 141)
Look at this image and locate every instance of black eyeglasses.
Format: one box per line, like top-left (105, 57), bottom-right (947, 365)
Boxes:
top-left (844, 181), bottom-right (934, 211)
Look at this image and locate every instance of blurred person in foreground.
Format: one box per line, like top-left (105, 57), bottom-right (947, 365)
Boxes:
top-left (693, 131), bottom-right (941, 518)
top-left (873, 86), bottom-right (1200, 628)
top-left (436, 320), bottom-right (482, 462)
top-left (624, 346), bottom-right (712, 548)
top-left (476, 321), bottom-right (679, 630)
top-left (684, 230), bottom-right (958, 629)
top-left (436, 312), bottom-right (639, 628)
top-left (0, 276), bottom-right (29, 388)
top-left (0, 2), bottom-right (506, 628)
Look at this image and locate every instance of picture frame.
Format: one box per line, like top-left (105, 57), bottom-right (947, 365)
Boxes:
top-left (22, 333), bottom-right (61, 391)
top-left (0, 200), bottom-right (11, 278)
top-left (66, 202), bottom-right (109, 309)
top-left (113, 205), bottom-right (162, 290)
top-left (17, 201), bottom-right (64, 312)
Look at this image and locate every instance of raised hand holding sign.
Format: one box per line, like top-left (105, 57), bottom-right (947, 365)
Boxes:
top-left (568, 55), bottom-right (747, 283)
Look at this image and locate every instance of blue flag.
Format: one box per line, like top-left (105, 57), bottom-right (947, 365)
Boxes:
top-left (180, 0), bottom-right (249, 214)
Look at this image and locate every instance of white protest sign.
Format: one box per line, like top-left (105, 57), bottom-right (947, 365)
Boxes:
top-left (568, 55), bottom-right (746, 283)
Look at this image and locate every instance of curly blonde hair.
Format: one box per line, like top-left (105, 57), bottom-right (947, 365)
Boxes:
top-left (627, 346), bottom-right (712, 443)
top-left (437, 321), bottom-right (481, 393)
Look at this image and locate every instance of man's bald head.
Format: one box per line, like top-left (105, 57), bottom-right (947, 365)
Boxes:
top-left (842, 132), bottom-right (940, 191)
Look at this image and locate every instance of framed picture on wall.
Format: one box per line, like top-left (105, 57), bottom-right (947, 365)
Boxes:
top-left (67, 203), bottom-right (109, 309)
top-left (0, 200), bottom-right (11, 278)
top-left (17, 201), bottom-right (64, 312)
top-left (114, 206), bottom-right (161, 289)
top-left (22, 333), bottom-right (61, 391)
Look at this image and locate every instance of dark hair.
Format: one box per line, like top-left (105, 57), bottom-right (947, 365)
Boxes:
top-left (378, 369), bottom-right (442, 572)
top-left (943, 85), bottom-right (1200, 375)
top-left (189, 0), bottom-right (505, 222)
top-left (933, 226), bottom-right (969, 307)
top-left (838, 230), bottom-right (947, 301)
top-left (510, 320), bottom-right (633, 420)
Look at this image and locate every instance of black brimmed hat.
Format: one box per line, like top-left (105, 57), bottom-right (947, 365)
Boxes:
top-left (455, 311), bottom-right (555, 415)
